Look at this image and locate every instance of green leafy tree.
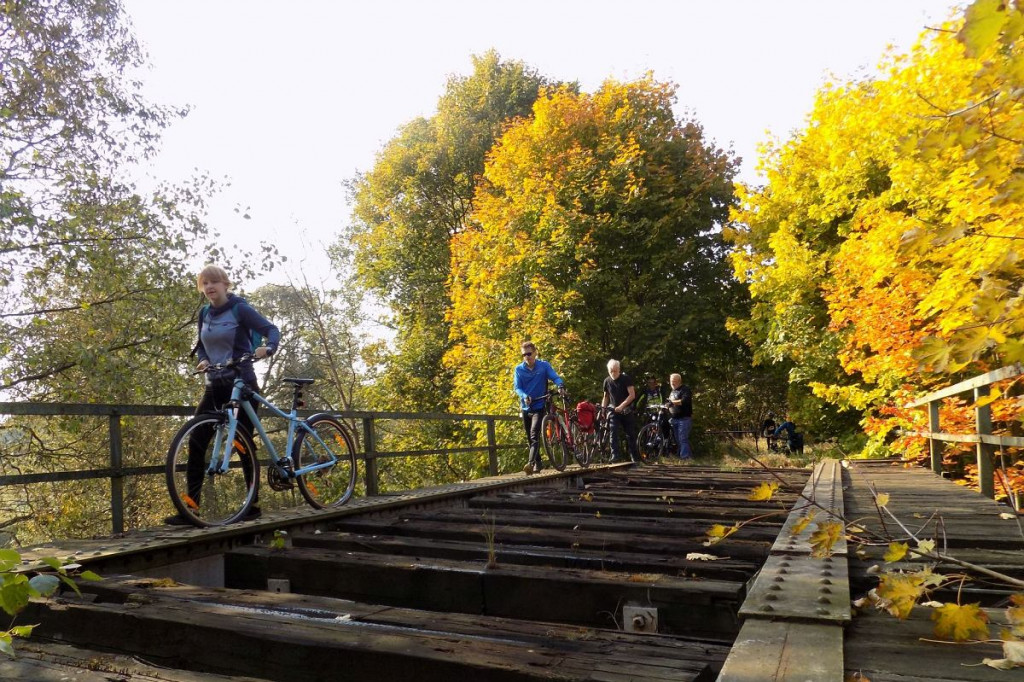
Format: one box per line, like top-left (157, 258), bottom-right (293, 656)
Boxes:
top-left (0, 0), bottom-right (281, 542)
top-left (343, 51), bottom-right (553, 412)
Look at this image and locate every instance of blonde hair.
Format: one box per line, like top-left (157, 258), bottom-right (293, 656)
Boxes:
top-left (196, 265), bottom-right (231, 291)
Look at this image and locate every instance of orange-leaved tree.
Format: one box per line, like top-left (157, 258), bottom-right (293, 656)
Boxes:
top-left (726, 2), bottom-right (1024, 468)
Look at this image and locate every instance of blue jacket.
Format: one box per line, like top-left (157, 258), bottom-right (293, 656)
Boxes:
top-left (197, 294), bottom-right (281, 385)
top-left (513, 360), bottom-right (563, 412)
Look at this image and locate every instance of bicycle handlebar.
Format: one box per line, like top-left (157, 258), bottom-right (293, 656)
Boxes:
top-left (193, 353), bottom-right (263, 375)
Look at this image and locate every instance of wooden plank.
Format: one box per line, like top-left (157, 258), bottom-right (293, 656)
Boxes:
top-left (223, 545), bottom-right (745, 636)
top-left (24, 588), bottom-right (717, 682)
top-left (905, 362), bottom-right (1023, 406)
top-left (0, 640), bottom-right (265, 681)
top-left (325, 515), bottom-right (775, 562)
top-left (292, 531), bottom-right (761, 582)
top-left (718, 619), bottom-right (844, 682)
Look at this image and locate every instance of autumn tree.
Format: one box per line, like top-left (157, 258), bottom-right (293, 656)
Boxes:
top-left (726, 1), bottom-right (1024, 463)
top-left (446, 76), bottom-right (745, 430)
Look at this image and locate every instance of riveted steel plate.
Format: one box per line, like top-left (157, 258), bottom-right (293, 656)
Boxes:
top-left (771, 459), bottom-right (847, 556)
top-left (740, 553), bottom-right (851, 623)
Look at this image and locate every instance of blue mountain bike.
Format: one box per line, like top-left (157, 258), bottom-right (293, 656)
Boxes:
top-left (165, 355), bottom-right (357, 526)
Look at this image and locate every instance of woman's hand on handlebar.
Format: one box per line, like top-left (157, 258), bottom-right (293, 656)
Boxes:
top-left (253, 346), bottom-right (270, 360)
top-left (196, 359), bottom-right (210, 372)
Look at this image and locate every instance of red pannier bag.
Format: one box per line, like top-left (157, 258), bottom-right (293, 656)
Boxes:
top-left (576, 401), bottom-right (596, 433)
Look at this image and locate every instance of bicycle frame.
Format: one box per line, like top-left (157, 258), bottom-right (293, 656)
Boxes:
top-left (209, 376), bottom-right (338, 479)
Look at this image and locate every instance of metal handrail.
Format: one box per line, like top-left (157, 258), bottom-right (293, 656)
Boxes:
top-left (0, 402), bottom-right (523, 535)
top-left (905, 363), bottom-right (1023, 498)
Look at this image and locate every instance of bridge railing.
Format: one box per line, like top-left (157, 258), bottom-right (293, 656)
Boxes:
top-left (906, 362), bottom-right (1024, 498)
top-left (0, 402), bottom-right (523, 535)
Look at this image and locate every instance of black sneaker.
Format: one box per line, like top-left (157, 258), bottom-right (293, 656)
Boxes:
top-left (163, 513), bottom-right (192, 526)
top-left (241, 505), bottom-right (262, 521)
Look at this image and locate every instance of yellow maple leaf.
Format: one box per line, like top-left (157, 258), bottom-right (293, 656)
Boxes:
top-left (875, 493), bottom-right (890, 507)
top-left (704, 523), bottom-right (739, 546)
top-left (884, 542), bottom-right (909, 563)
top-left (748, 482), bottom-right (780, 501)
top-left (790, 515), bottom-right (813, 536)
top-left (809, 521), bottom-right (844, 558)
top-left (1007, 593), bottom-right (1024, 637)
top-left (876, 573), bottom-right (926, 619)
top-left (578, 492), bottom-right (594, 502)
top-left (931, 602), bottom-right (990, 641)
top-left (911, 539), bottom-right (936, 558)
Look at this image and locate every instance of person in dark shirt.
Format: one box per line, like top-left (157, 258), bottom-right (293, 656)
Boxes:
top-left (637, 377), bottom-right (665, 412)
top-left (602, 359), bottom-right (640, 463)
top-left (667, 373), bottom-right (693, 460)
top-left (760, 412), bottom-right (778, 451)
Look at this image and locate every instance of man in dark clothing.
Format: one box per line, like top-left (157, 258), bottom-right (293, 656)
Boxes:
top-left (602, 359), bottom-right (639, 463)
top-left (774, 417), bottom-right (804, 455)
top-left (668, 373), bottom-right (693, 459)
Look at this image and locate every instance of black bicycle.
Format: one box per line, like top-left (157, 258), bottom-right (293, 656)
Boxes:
top-left (637, 403), bottom-right (676, 462)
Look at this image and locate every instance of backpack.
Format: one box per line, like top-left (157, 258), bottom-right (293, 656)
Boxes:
top-left (576, 401), bottom-right (596, 432)
top-left (192, 300), bottom-right (265, 356)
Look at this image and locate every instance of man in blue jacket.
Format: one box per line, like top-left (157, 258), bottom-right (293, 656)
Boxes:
top-left (514, 340), bottom-right (565, 475)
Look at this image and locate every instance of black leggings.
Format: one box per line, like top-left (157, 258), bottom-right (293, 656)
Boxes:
top-left (186, 382), bottom-right (261, 503)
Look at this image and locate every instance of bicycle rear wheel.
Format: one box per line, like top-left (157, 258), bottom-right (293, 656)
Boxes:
top-left (165, 413), bottom-right (259, 527)
top-left (541, 413), bottom-right (569, 471)
top-left (293, 414), bottom-right (357, 508)
top-left (571, 421), bottom-right (590, 468)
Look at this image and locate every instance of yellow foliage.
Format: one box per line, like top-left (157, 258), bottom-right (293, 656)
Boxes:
top-left (883, 542), bottom-right (909, 563)
top-left (931, 602), bottom-right (990, 641)
top-left (747, 481), bottom-right (780, 501)
top-left (808, 520), bottom-right (844, 559)
top-left (875, 572), bottom-right (927, 619)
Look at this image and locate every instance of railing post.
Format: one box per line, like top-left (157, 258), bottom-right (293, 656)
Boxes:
top-left (486, 418), bottom-right (498, 476)
top-left (974, 387), bottom-right (995, 498)
top-left (928, 400), bottom-right (943, 475)
top-left (109, 411), bottom-right (125, 534)
top-left (362, 416), bottom-right (379, 497)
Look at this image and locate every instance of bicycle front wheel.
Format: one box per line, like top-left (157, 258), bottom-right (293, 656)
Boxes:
top-left (165, 413), bottom-right (259, 527)
top-left (637, 422), bottom-right (662, 463)
top-left (293, 414), bottom-right (357, 508)
top-left (541, 413), bottom-right (569, 471)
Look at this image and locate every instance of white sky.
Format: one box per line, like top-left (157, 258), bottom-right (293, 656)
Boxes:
top-left (123, 0), bottom-right (961, 286)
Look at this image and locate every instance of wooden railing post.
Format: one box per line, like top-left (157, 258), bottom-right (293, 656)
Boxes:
top-left (362, 416), bottom-right (379, 497)
top-left (974, 387), bottom-right (995, 498)
top-left (109, 411), bottom-right (125, 534)
top-left (486, 418), bottom-right (498, 476)
top-left (928, 400), bottom-right (943, 475)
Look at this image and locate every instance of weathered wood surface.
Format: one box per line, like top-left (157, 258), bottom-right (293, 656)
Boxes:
top-left (20, 461), bottom-right (791, 681)
top-left (841, 460), bottom-right (1023, 681)
top-left (21, 458), bottom-right (1020, 681)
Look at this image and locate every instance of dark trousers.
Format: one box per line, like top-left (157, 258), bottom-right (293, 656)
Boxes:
top-left (187, 382), bottom-right (261, 504)
top-left (522, 409), bottom-right (545, 467)
top-left (610, 412), bottom-right (639, 461)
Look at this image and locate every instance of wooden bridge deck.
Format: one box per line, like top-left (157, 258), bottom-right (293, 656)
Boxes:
top-left (8, 459), bottom-right (1024, 681)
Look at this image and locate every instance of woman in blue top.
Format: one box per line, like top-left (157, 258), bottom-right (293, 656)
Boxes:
top-left (513, 340), bottom-right (565, 475)
top-left (165, 265), bottom-right (281, 525)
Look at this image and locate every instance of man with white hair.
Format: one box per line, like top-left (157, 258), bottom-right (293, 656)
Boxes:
top-left (601, 359), bottom-right (640, 463)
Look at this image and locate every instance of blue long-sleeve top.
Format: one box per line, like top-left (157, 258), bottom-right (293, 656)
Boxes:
top-left (513, 360), bottom-right (564, 412)
top-left (774, 421), bottom-right (797, 439)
